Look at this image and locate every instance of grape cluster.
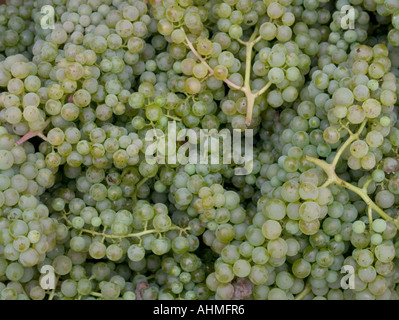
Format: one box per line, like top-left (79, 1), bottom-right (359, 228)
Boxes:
top-left (0, 0), bottom-right (35, 58)
top-left (0, 0), bottom-right (398, 301)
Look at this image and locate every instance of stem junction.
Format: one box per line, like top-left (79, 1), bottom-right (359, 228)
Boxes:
top-left (182, 27), bottom-right (272, 127)
top-left (304, 121), bottom-right (399, 228)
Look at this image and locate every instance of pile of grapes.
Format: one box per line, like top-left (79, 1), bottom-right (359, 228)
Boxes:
top-left (0, 0), bottom-right (399, 300)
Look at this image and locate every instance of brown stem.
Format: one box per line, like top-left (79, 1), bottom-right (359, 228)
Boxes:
top-left (15, 118), bottom-right (51, 146)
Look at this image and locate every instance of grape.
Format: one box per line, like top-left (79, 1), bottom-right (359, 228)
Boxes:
top-left (362, 99), bottom-right (381, 118)
top-left (264, 200), bottom-right (286, 220)
top-left (352, 221), bottom-right (366, 234)
top-left (372, 219), bottom-right (387, 233)
top-left (233, 259), bottom-right (251, 278)
top-left (299, 202), bottom-right (321, 222)
top-left (350, 140), bottom-right (369, 158)
top-left (375, 190), bottom-right (395, 209)
top-left (374, 243), bottom-right (395, 263)
top-left (262, 220), bottom-right (282, 240)
top-left (0, 150), bottom-right (14, 170)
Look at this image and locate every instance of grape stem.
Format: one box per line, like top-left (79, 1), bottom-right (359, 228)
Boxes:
top-left (165, 112), bottom-right (181, 122)
top-left (14, 118), bottom-right (51, 146)
top-left (61, 212), bottom-right (190, 240)
top-left (182, 30), bottom-right (241, 91)
top-left (78, 225), bottom-right (187, 239)
top-left (47, 275), bottom-right (59, 300)
top-left (304, 120), bottom-right (399, 228)
top-left (367, 206), bottom-right (373, 228)
top-left (295, 280), bottom-right (311, 300)
top-left (328, 120), bottom-right (367, 171)
top-left (48, 289), bottom-right (56, 300)
top-left (132, 177), bottom-right (149, 204)
top-left (90, 292), bottom-right (103, 298)
top-left (182, 27), bottom-right (272, 127)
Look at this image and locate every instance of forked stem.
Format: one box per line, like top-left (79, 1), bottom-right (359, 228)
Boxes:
top-left (15, 118), bottom-right (51, 146)
top-left (329, 120), bottom-right (367, 169)
top-left (304, 121), bottom-right (399, 228)
top-left (182, 28), bottom-right (272, 127)
top-left (306, 154), bottom-right (395, 224)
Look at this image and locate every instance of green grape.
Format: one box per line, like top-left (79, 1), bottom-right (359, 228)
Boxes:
top-left (249, 265), bottom-right (269, 286)
top-left (362, 99), bottom-right (381, 118)
top-left (352, 221), bottom-right (366, 234)
top-left (252, 247), bottom-right (270, 265)
top-left (153, 214), bottom-right (172, 232)
top-left (262, 220), bottom-right (282, 240)
top-left (372, 219), bottom-right (387, 233)
top-left (232, 259), bottom-right (251, 278)
top-left (299, 202), bottom-right (320, 222)
top-left (350, 140), bottom-right (369, 158)
top-left (371, 234), bottom-right (383, 246)
top-left (264, 199), bottom-right (286, 220)
top-left (89, 242), bottom-right (107, 259)
top-left (375, 190), bottom-right (395, 209)
top-left (215, 224), bottom-right (235, 243)
top-left (374, 243), bottom-right (395, 263)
